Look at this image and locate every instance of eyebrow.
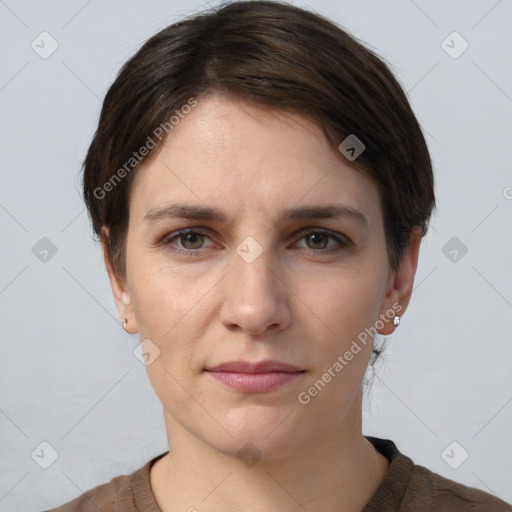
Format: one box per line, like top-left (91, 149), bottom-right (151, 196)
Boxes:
top-left (143, 202), bottom-right (369, 229)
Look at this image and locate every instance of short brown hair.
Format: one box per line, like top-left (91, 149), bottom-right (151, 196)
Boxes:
top-left (82, 0), bottom-right (435, 367)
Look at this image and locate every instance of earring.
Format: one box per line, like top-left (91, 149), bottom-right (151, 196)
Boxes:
top-left (122, 318), bottom-right (128, 330)
top-left (393, 315), bottom-right (400, 327)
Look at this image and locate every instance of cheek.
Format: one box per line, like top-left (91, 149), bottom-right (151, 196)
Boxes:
top-left (295, 272), bottom-right (383, 414)
top-left (296, 266), bottom-right (385, 352)
top-left (128, 259), bottom-right (218, 364)
top-left (128, 246), bottom-right (193, 328)
top-left (131, 270), bottom-right (201, 400)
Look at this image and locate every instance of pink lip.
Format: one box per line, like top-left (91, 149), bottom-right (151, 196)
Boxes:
top-left (206, 359), bottom-right (303, 373)
top-left (205, 359), bottom-right (306, 393)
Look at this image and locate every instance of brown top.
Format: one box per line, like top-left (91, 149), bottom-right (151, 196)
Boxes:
top-left (45, 436), bottom-right (512, 511)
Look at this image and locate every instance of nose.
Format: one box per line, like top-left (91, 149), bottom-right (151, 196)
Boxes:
top-left (218, 240), bottom-right (291, 337)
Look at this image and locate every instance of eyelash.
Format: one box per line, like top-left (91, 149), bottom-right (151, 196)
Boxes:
top-left (160, 228), bottom-right (350, 257)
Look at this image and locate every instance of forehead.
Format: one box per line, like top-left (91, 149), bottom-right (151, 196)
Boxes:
top-left (130, 94), bottom-right (382, 227)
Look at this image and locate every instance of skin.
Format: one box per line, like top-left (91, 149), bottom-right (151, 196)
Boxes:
top-left (103, 93), bottom-right (421, 512)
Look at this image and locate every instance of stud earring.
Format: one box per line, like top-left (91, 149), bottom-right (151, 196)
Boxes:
top-left (122, 318), bottom-right (128, 330)
top-left (393, 315), bottom-right (400, 327)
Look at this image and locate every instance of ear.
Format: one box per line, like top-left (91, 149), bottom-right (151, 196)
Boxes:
top-left (101, 227), bottom-right (138, 334)
top-left (377, 227), bottom-right (422, 335)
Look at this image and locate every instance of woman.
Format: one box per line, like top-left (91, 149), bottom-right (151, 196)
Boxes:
top-left (47, 1), bottom-right (512, 510)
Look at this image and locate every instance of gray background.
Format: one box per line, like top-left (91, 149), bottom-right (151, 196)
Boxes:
top-left (1, 0), bottom-right (511, 510)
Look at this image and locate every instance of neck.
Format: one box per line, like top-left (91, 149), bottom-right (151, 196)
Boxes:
top-left (151, 393), bottom-right (389, 512)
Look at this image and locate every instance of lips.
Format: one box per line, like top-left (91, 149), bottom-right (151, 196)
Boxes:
top-left (204, 359), bottom-right (306, 393)
top-left (205, 359), bottom-right (303, 373)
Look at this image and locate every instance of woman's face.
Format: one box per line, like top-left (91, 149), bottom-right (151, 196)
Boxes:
top-left (107, 93), bottom-right (417, 461)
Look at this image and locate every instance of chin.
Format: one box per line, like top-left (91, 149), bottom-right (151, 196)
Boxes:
top-left (207, 408), bottom-right (304, 460)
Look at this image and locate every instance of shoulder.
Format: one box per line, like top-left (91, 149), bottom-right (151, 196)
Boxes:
top-left (42, 456), bottom-right (158, 512)
top-left (364, 436), bottom-right (512, 511)
top-left (404, 460), bottom-right (512, 511)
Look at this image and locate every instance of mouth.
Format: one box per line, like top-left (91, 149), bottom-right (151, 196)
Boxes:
top-left (204, 359), bottom-right (306, 393)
